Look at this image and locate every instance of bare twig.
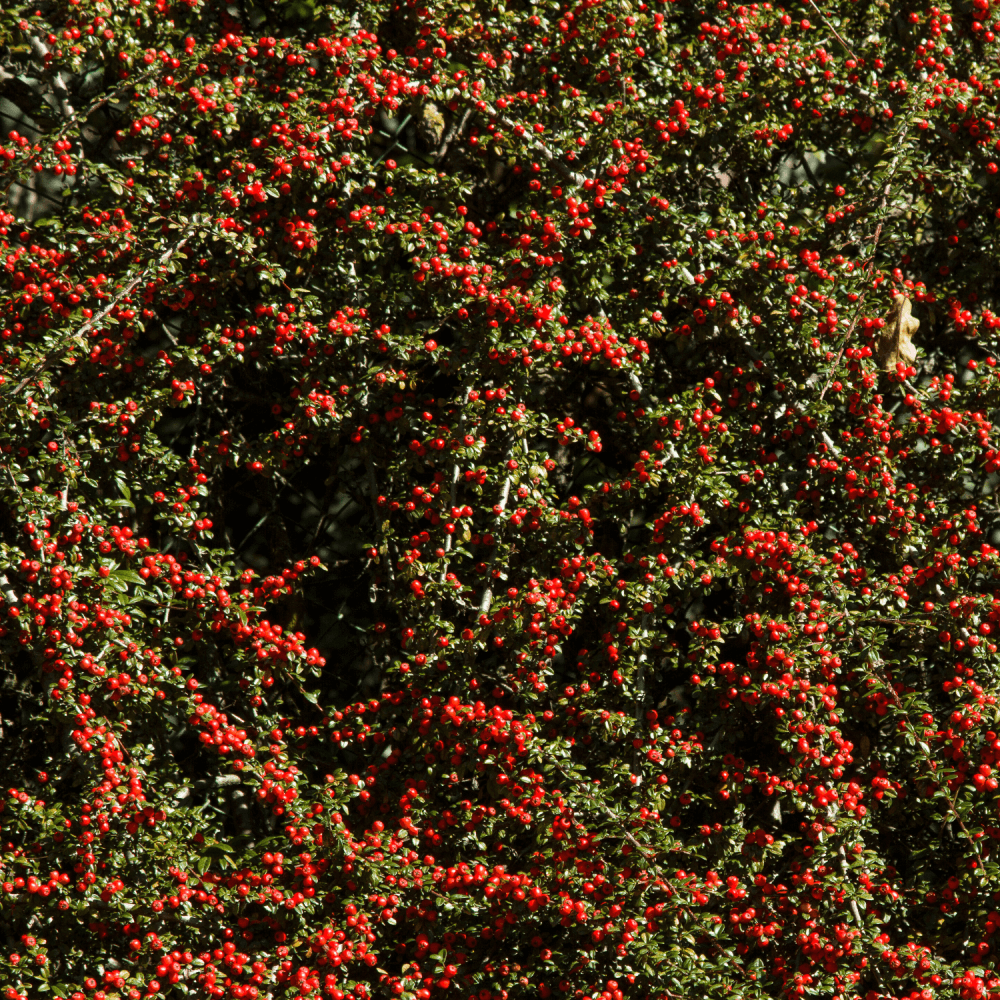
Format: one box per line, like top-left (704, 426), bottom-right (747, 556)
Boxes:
top-left (837, 845), bottom-right (865, 927)
top-left (436, 106), bottom-right (475, 164)
top-left (478, 468), bottom-right (514, 616)
top-left (0, 573), bottom-right (19, 606)
top-left (805, 0), bottom-right (861, 64)
top-left (437, 385), bottom-right (473, 592)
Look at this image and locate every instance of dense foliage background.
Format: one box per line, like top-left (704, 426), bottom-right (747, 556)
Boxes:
top-left (5, 0), bottom-right (1000, 998)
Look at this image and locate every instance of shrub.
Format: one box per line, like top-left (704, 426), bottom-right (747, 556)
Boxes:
top-left (2, 1), bottom-right (1000, 1000)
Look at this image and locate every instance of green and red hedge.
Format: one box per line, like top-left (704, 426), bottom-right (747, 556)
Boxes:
top-left (2, 1), bottom-right (1000, 1000)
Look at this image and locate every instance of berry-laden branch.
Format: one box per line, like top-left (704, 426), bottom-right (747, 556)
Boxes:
top-left (2, 5), bottom-right (1000, 1000)
top-left (3, 228), bottom-right (193, 398)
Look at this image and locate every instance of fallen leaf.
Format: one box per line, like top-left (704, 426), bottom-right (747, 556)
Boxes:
top-left (875, 295), bottom-right (919, 372)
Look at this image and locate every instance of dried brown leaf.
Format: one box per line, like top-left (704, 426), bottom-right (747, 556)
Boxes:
top-left (875, 295), bottom-right (919, 372)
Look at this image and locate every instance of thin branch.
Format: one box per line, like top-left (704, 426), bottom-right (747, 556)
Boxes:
top-left (492, 108), bottom-right (588, 187)
top-left (3, 230), bottom-right (192, 398)
top-left (818, 80), bottom-right (932, 400)
top-left (837, 845), bottom-right (865, 927)
top-left (438, 385), bottom-right (472, 591)
top-left (46, 65), bottom-right (161, 150)
top-left (436, 106), bottom-right (475, 164)
top-left (805, 0), bottom-right (861, 64)
top-left (478, 468), bottom-right (514, 616)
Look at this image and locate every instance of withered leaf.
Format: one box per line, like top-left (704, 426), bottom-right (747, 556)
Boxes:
top-left (875, 295), bottom-right (919, 372)
top-left (416, 101), bottom-right (446, 147)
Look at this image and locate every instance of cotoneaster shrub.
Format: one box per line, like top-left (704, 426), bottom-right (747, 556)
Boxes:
top-left (4, 0), bottom-right (1000, 1000)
